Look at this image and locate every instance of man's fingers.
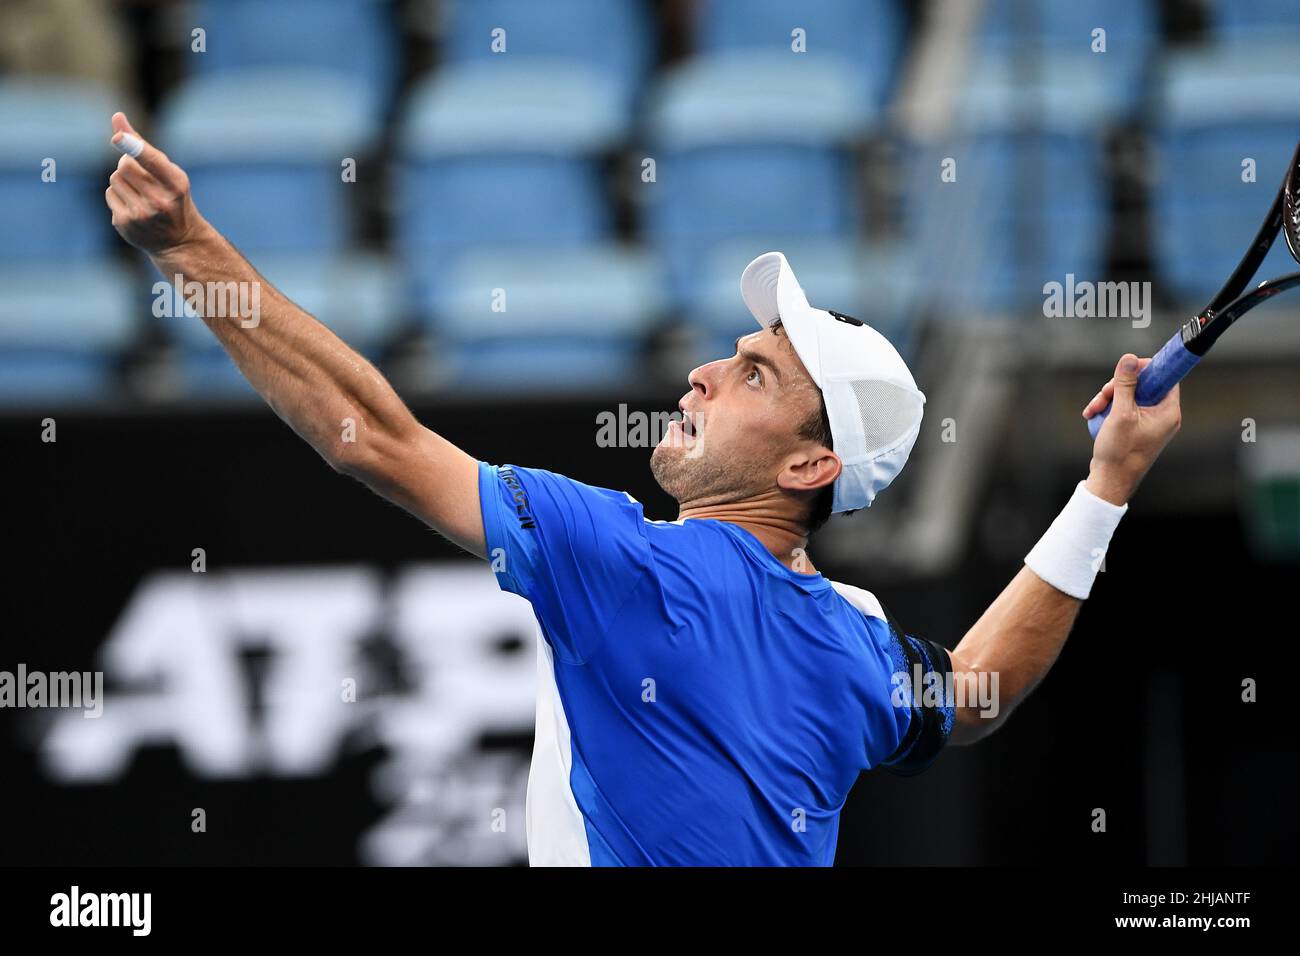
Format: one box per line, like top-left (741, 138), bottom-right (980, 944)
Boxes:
top-left (109, 114), bottom-right (182, 190)
top-left (111, 111), bottom-right (137, 138)
top-left (115, 153), bottom-right (151, 185)
top-left (110, 130), bottom-right (144, 158)
top-left (1081, 357), bottom-right (1153, 417)
top-left (104, 185), bottom-right (129, 222)
top-left (1083, 380), bottom-right (1118, 418)
top-left (110, 130), bottom-right (167, 178)
top-left (1083, 382), bottom-right (1113, 416)
top-left (115, 153), bottom-right (172, 205)
top-left (107, 170), bottom-right (147, 213)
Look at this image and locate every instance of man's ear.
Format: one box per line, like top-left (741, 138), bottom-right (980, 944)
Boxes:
top-left (777, 448), bottom-right (841, 495)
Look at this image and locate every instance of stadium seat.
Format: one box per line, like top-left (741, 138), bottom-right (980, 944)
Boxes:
top-left (441, 0), bottom-right (653, 113)
top-left (691, 0), bottom-right (906, 111)
top-left (0, 263), bottom-right (139, 404)
top-left (975, 0), bottom-right (1156, 116)
top-left (190, 0), bottom-right (399, 114)
top-left (957, 52), bottom-right (1124, 132)
top-left (978, 0), bottom-right (1155, 47)
top-left (157, 70), bottom-right (380, 256)
top-left (428, 244), bottom-right (666, 391)
top-left (395, 61), bottom-right (624, 305)
top-left (642, 53), bottom-right (873, 308)
top-left (1206, 0), bottom-right (1300, 44)
top-left (1153, 44), bottom-right (1300, 304)
top-left (0, 80), bottom-right (118, 263)
top-left (938, 0), bottom-right (1145, 304)
top-left (903, 132), bottom-right (1106, 315)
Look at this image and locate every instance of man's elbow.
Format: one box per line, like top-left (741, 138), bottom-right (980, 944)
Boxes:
top-left (326, 419), bottom-right (411, 481)
top-left (949, 705), bottom-right (1006, 746)
top-left (945, 648), bottom-right (1017, 746)
top-left (327, 439), bottom-right (370, 477)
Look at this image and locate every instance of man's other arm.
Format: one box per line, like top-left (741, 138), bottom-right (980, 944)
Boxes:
top-left (103, 113), bottom-right (485, 558)
top-left (945, 354), bottom-right (1180, 746)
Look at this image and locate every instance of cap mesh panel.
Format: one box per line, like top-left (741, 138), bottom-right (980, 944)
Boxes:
top-left (847, 379), bottom-right (922, 455)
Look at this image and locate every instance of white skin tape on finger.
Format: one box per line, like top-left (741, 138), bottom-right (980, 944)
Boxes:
top-left (113, 134), bottom-right (144, 158)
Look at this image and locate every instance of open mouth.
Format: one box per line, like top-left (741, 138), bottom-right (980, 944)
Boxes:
top-left (662, 399), bottom-right (706, 452)
top-left (680, 412), bottom-right (696, 440)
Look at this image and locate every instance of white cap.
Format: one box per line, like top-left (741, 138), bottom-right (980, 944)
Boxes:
top-left (740, 251), bottom-right (925, 513)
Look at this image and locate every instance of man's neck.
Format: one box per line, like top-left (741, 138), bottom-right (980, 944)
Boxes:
top-left (675, 495), bottom-right (816, 574)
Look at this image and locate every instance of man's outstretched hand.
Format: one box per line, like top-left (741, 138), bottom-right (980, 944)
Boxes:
top-left (1081, 353), bottom-right (1182, 506)
top-left (105, 112), bottom-right (212, 255)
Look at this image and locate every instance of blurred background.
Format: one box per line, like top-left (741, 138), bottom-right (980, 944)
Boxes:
top-left (3, 0), bottom-right (1298, 865)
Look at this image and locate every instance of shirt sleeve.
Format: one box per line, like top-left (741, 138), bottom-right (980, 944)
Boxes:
top-left (477, 461), bottom-right (652, 664)
top-left (879, 631), bottom-right (956, 777)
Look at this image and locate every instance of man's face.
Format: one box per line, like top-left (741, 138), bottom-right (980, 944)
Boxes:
top-left (650, 324), bottom-right (838, 510)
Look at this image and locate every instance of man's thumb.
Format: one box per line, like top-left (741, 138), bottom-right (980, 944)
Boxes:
top-left (1110, 353), bottom-right (1141, 413)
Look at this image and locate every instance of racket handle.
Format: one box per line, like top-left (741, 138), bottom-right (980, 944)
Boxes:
top-left (1086, 333), bottom-right (1200, 439)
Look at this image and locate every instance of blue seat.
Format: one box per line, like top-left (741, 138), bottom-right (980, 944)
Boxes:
top-left (427, 244), bottom-right (666, 391)
top-left (0, 80), bottom-right (118, 263)
top-left (957, 51), bottom-right (1129, 132)
top-left (976, 0), bottom-right (1156, 116)
top-left (190, 0), bottom-right (398, 113)
top-left (692, 0), bottom-right (905, 111)
top-left (436, 339), bottom-right (645, 392)
top-left (903, 132), bottom-right (1106, 315)
top-left (0, 352), bottom-right (123, 404)
top-left (396, 62), bottom-right (623, 303)
top-left (1156, 135), bottom-right (1300, 305)
top-left (904, 46), bottom-right (1114, 316)
top-left (158, 253), bottom-right (402, 397)
top-left (0, 263), bottom-right (139, 404)
top-left (979, 0), bottom-right (1155, 47)
top-left (1158, 44), bottom-right (1300, 127)
top-left (1207, 0), bottom-right (1300, 43)
top-left (441, 0), bottom-right (652, 113)
top-left (157, 70), bottom-right (380, 256)
top-left (1154, 45), bottom-right (1300, 303)
top-left (643, 53), bottom-right (873, 307)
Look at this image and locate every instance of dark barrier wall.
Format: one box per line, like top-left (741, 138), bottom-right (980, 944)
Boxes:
top-left (3, 397), bottom-right (1294, 865)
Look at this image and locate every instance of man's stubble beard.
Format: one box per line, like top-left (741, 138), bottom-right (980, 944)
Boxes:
top-left (650, 439), bottom-right (764, 511)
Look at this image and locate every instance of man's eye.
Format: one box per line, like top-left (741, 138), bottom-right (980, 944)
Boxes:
top-left (746, 367), bottom-right (762, 387)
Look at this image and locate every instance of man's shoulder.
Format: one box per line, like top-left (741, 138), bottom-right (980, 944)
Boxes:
top-left (826, 579), bottom-right (888, 624)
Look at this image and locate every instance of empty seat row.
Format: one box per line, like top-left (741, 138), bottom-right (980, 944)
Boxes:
top-left (0, 238), bottom-right (916, 402)
top-left (188, 0), bottom-right (909, 118)
top-left (0, 50), bottom-right (883, 311)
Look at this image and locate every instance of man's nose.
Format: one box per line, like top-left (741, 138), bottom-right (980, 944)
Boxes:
top-left (687, 360), bottom-right (720, 399)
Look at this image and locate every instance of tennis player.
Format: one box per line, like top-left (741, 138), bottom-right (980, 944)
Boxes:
top-left (104, 113), bottom-right (1181, 866)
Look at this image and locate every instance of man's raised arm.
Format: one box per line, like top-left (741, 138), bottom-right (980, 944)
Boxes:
top-left (945, 353), bottom-right (1181, 745)
top-left (103, 112), bottom-right (485, 558)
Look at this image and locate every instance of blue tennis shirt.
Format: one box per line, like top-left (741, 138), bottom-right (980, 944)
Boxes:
top-left (479, 461), bottom-right (955, 866)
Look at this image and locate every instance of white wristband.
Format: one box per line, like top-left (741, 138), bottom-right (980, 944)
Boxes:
top-left (1024, 481), bottom-right (1128, 600)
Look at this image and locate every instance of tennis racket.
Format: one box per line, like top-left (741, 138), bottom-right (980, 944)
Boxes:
top-left (1087, 138), bottom-right (1300, 438)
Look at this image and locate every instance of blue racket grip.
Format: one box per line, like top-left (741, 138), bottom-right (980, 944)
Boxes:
top-left (1086, 333), bottom-right (1200, 439)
